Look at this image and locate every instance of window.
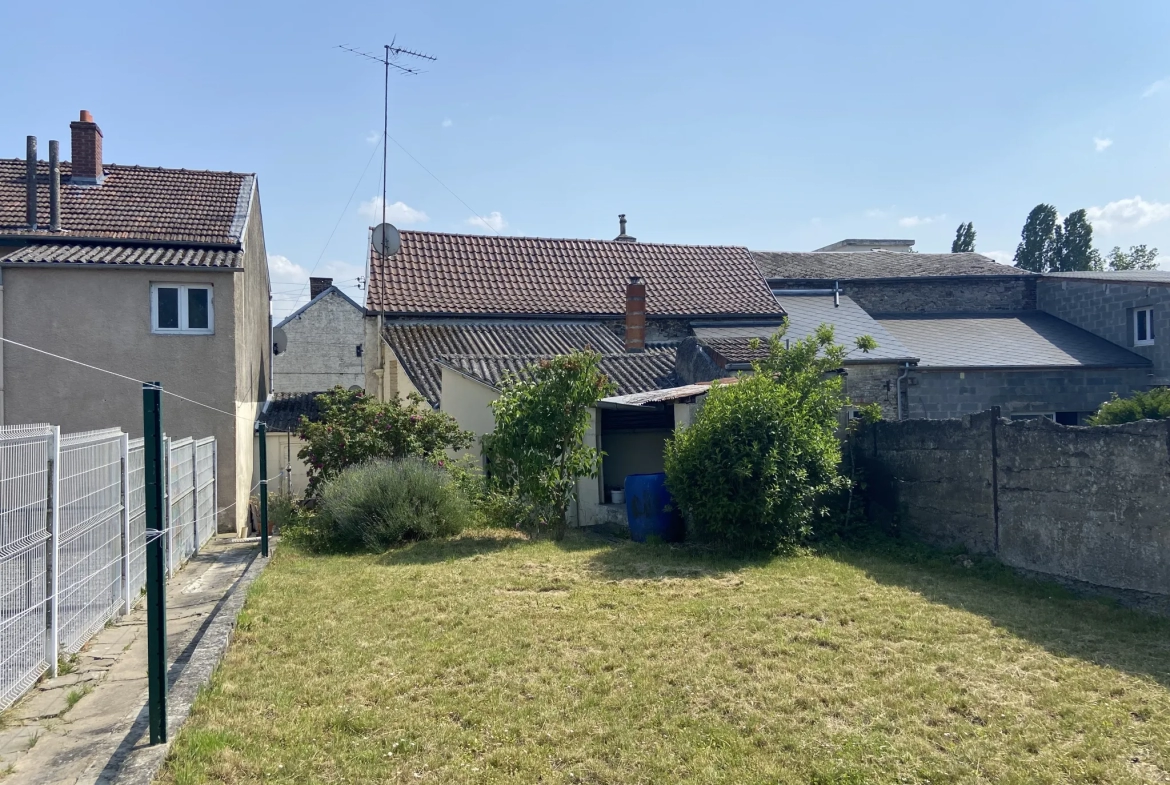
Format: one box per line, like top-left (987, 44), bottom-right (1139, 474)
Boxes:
top-left (152, 284), bottom-right (213, 334)
top-left (1010, 413), bottom-right (1055, 422)
top-left (1135, 306), bottom-right (1155, 346)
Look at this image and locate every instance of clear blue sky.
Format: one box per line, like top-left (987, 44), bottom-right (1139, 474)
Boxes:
top-left (5, 0), bottom-right (1170, 316)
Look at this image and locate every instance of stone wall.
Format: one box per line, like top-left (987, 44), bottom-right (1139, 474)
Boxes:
top-left (843, 363), bottom-right (903, 421)
top-left (839, 276), bottom-right (1036, 315)
top-left (273, 290), bottom-right (365, 393)
top-left (907, 367), bottom-right (1151, 422)
top-left (1037, 277), bottom-right (1170, 381)
top-left (860, 411), bottom-right (1170, 595)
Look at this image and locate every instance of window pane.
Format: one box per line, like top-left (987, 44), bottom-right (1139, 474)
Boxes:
top-left (1137, 311), bottom-right (1148, 342)
top-left (157, 287), bottom-right (179, 329)
top-left (188, 288), bottom-right (209, 330)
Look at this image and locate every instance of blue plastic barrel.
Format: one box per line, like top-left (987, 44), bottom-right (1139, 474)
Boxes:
top-left (624, 473), bottom-right (684, 543)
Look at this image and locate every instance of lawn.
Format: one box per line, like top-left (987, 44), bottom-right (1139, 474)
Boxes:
top-left (160, 531), bottom-right (1170, 784)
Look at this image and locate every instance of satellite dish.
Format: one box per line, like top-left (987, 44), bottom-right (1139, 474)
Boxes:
top-left (371, 222), bottom-right (401, 257)
top-left (272, 326), bottom-right (288, 356)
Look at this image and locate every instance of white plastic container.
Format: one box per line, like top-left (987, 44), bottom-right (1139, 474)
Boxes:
top-left (609, 489), bottom-right (625, 505)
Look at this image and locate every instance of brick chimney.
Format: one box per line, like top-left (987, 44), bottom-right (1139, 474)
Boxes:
top-left (624, 275), bottom-right (646, 353)
top-left (69, 110), bottom-right (104, 185)
top-left (310, 277), bottom-right (333, 299)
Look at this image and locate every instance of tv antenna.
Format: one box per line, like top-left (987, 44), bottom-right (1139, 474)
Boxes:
top-left (338, 40), bottom-right (436, 276)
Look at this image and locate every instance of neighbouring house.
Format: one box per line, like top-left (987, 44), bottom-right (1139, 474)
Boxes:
top-left (813, 238), bottom-right (916, 253)
top-left (272, 276), bottom-right (365, 392)
top-left (362, 219), bottom-right (785, 525)
top-left (0, 110), bottom-right (271, 534)
top-left (256, 391), bottom-right (321, 498)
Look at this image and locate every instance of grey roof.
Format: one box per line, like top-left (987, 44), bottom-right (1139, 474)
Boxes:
top-left (693, 294), bottom-right (917, 364)
top-left (813, 239), bottom-right (915, 252)
top-left (382, 320), bottom-right (630, 406)
top-left (275, 285), bottom-right (364, 329)
top-left (0, 243), bottom-right (243, 268)
top-left (260, 392), bottom-right (323, 433)
top-left (752, 250), bottom-right (1021, 280)
top-left (1043, 270), bottom-right (1170, 286)
top-left (438, 349), bottom-right (679, 398)
top-left (878, 313), bottom-right (1152, 369)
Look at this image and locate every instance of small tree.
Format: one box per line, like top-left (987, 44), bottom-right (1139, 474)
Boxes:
top-left (1014, 204), bottom-right (1060, 272)
top-left (1107, 244), bottom-right (1160, 271)
top-left (664, 325), bottom-right (876, 552)
top-left (1088, 388), bottom-right (1170, 425)
top-left (483, 352), bottom-right (616, 538)
top-left (1056, 209), bottom-right (1096, 272)
top-left (951, 222), bottom-right (976, 253)
top-left (297, 387), bottom-right (472, 496)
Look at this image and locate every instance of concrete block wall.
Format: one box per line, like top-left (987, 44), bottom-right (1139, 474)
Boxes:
top-left (860, 412), bottom-right (1170, 595)
top-left (1037, 278), bottom-right (1170, 380)
top-left (843, 276), bottom-right (1036, 315)
top-left (907, 367), bottom-right (1151, 421)
top-left (843, 363), bottom-right (903, 421)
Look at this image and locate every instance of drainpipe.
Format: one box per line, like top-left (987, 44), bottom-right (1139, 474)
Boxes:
top-left (896, 362), bottom-right (911, 421)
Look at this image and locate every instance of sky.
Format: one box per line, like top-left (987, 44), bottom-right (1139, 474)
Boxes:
top-left (4, 1), bottom-right (1170, 318)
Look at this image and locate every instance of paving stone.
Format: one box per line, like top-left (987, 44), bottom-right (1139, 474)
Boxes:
top-left (12, 688), bottom-right (70, 722)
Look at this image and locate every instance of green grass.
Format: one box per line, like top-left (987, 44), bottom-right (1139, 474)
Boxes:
top-left (64, 684), bottom-right (91, 711)
top-left (160, 531), bottom-right (1170, 784)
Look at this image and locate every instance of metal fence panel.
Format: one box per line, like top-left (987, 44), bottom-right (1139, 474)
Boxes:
top-left (0, 424), bottom-right (54, 709)
top-left (167, 438), bottom-right (197, 572)
top-left (126, 438), bottom-right (146, 601)
top-left (194, 437), bottom-right (217, 549)
top-left (56, 429), bottom-right (126, 654)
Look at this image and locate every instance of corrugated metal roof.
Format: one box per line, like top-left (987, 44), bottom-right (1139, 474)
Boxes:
top-left (598, 380), bottom-right (731, 408)
top-left (0, 243), bottom-right (243, 268)
top-left (438, 349), bottom-right (679, 399)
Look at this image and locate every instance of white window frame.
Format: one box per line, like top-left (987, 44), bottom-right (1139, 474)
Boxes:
top-left (151, 284), bottom-right (214, 335)
top-left (1134, 306), bottom-right (1155, 346)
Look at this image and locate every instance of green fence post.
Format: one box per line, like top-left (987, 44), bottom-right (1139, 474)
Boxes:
top-left (143, 382), bottom-right (168, 744)
top-left (257, 421), bottom-right (269, 557)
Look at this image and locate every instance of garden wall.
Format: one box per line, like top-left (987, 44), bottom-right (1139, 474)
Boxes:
top-left (859, 410), bottom-right (1170, 595)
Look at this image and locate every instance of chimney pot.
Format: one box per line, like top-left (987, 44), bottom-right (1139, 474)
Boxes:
top-left (310, 277), bottom-right (334, 300)
top-left (49, 140), bottom-right (61, 232)
top-left (614, 213), bottom-right (637, 243)
top-left (69, 110), bottom-right (104, 185)
top-left (624, 275), bottom-right (646, 353)
top-left (25, 136), bottom-right (37, 230)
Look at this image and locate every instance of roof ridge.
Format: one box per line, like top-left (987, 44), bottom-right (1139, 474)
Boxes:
top-left (393, 227), bottom-right (750, 251)
top-left (0, 158), bottom-right (255, 177)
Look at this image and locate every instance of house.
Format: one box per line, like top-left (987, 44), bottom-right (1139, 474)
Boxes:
top-left (272, 276), bottom-right (365, 392)
top-left (0, 111), bottom-right (271, 534)
top-left (362, 221), bottom-right (785, 525)
top-left (256, 391), bottom-right (321, 498)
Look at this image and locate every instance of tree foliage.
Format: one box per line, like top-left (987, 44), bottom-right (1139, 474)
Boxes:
top-left (1106, 244), bottom-right (1160, 271)
top-left (483, 351), bottom-right (616, 537)
top-left (297, 387), bottom-right (473, 496)
top-left (1014, 204), bottom-right (1061, 272)
top-left (1088, 388), bottom-right (1170, 425)
top-left (663, 325), bottom-right (875, 552)
top-left (951, 222), bottom-right (976, 253)
top-left (1055, 209), bottom-right (1096, 272)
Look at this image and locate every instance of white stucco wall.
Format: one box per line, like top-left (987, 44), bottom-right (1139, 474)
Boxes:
top-left (274, 290), bottom-right (365, 393)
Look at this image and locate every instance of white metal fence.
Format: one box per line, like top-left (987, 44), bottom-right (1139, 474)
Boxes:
top-left (0, 424), bottom-right (218, 710)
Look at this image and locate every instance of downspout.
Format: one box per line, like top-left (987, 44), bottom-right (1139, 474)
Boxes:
top-left (896, 362), bottom-right (910, 421)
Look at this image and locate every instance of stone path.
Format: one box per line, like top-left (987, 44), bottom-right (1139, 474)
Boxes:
top-left (0, 539), bottom-right (264, 785)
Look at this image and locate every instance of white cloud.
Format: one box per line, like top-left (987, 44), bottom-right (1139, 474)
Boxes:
top-left (864, 208), bottom-right (889, 219)
top-left (441, 118), bottom-right (453, 128)
top-left (897, 214), bottom-right (946, 228)
top-left (1094, 137), bottom-right (1113, 152)
top-left (1086, 195), bottom-right (1170, 232)
top-left (1142, 78), bottom-right (1168, 98)
top-left (365, 130), bottom-right (380, 144)
top-left (267, 255), bottom-right (367, 320)
top-left (465, 211), bottom-right (508, 232)
top-left (983, 250), bottom-right (1014, 266)
top-left (358, 197), bottom-right (429, 225)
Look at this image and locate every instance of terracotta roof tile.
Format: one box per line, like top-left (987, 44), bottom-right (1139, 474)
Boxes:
top-left (368, 230), bottom-right (782, 317)
top-left (0, 159), bottom-right (252, 246)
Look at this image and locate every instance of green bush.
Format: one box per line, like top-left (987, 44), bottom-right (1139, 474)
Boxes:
top-left (311, 459), bottom-right (470, 551)
top-left (298, 387), bottom-right (473, 497)
top-left (1087, 387), bottom-right (1170, 425)
top-left (664, 325), bottom-right (875, 552)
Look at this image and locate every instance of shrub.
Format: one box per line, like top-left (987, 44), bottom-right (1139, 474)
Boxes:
top-left (313, 459), bottom-right (470, 551)
top-left (1087, 387), bottom-right (1170, 425)
top-left (483, 351), bottom-right (616, 538)
top-left (664, 324), bottom-right (875, 552)
top-left (298, 387), bottom-right (473, 496)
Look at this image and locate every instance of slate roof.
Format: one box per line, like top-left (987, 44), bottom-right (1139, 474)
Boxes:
top-left (1043, 270), bottom-right (1170, 286)
top-left (877, 313), bottom-right (1152, 369)
top-left (383, 320), bottom-right (631, 406)
top-left (0, 159), bottom-right (253, 246)
top-left (368, 230), bottom-right (782, 317)
top-left (693, 294), bottom-right (917, 365)
top-left (752, 250), bottom-right (1020, 281)
top-left (439, 349), bottom-right (679, 398)
top-left (260, 392), bottom-right (323, 433)
top-left (0, 243), bottom-right (243, 268)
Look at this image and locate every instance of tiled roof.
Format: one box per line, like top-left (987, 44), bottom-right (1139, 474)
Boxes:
top-left (368, 230), bottom-right (782, 317)
top-left (260, 392), bottom-right (323, 433)
top-left (878, 313), bottom-right (1152, 369)
top-left (693, 294), bottom-right (917, 364)
top-left (0, 243), bottom-right (242, 268)
top-left (1043, 270), bottom-right (1170, 286)
top-left (0, 159), bottom-right (253, 246)
top-left (383, 320), bottom-right (629, 406)
top-left (439, 349), bottom-right (679, 397)
top-left (753, 250), bottom-right (1021, 280)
